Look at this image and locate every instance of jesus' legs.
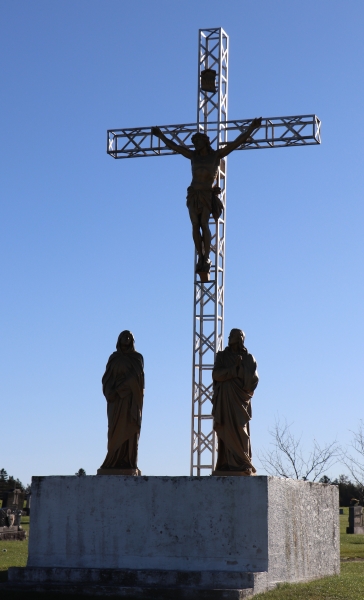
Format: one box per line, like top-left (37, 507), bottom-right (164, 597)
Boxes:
top-left (200, 206), bottom-right (211, 265)
top-left (189, 206), bottom-right (211, 269)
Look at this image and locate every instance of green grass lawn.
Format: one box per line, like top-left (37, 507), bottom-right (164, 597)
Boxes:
top-left (254, 563), bottom-right (364, 600)
top-left (1, 511), bottom-right (364, 598)
top-left (0, 516), bottom-right (29, 579)
top-left (340, 507), bottom-right (364, 561)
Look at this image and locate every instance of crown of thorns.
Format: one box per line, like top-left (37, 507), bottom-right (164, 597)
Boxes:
top-left (191, 132), bottom-right (210, 144)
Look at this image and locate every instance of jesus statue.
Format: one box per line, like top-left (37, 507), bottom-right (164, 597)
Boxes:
top-left (152, 118), bottom-right (261, 274)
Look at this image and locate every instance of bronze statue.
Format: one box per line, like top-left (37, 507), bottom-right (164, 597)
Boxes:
top-left (97, 331), bottom-right (144, 475)
top-left (212, 328), bottom-right (259, 475)
top-left (152, 118), bottom-right (261, 274)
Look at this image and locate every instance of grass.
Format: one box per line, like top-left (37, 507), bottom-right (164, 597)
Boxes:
top-left (0, 516), bottom-right (29, 578)
top-left (340, 507), bottom-right (364, 561)
top-left (254, 562), bottom-right (364, 599)
top-left (1, 511), bottom-right (364, 598)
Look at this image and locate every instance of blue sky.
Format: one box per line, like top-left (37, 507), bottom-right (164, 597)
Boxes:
top-left (1, 1), bottom-right (363, 485)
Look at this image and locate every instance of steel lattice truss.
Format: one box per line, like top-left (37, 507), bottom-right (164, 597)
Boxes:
top-left (189, 28), bottom-right (228, 475)
top-left (106, 27), bottom-right (321, 477)
top-left (107, 115), bottom-right (321, 159)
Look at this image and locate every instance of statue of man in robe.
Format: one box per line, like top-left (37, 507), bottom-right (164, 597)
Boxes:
top-left (212, 328), bottom-right (259, 475)
top-left (152, 118), bottom-right (262, 274)
top-left (97, 331), bottom-right (144, 476)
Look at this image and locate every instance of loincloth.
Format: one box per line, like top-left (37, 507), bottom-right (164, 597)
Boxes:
top-left (186, 186), bottom-right (223, 220)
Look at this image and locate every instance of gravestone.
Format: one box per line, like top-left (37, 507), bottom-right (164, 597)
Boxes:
top-left (3, 488), bottom-right (25, 511)
top-left (346, 505), bottom-right (364, 534)
top-left (25, 493), bottom-right (31, 516)
top-left (0, 488), bottom-right (26, 539)
top-left (0, 507), bottom-right (26, 541)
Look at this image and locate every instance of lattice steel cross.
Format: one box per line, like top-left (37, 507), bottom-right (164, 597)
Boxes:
top-left (106, 27), bottom-right (321, 476)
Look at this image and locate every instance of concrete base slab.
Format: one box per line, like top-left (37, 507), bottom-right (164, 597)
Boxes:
top-left (7, 567), bottom-right (268, 597)
top-left (9, 475), bottom-right (339, 596)
top-left (8, 566), bottom-right (268, 590)
top-left (1, 582), bottom-right (255, 599)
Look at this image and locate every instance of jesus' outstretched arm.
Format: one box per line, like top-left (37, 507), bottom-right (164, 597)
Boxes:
top-left (151, 127), bottom-right (193, 159)
top-left (217, 117), bottom-right (262, 159)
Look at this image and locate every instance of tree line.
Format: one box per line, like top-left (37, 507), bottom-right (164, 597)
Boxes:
top-left (0, 467), bottom-right (86, 502)
top-left (0, 468), bottom-right (30, 498)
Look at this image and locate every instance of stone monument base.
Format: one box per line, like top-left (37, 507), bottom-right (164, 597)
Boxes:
top-left (0, 526), bottom-right (26, 541)
top-left (6, 567), bottom-right (267, 598)
top-left (6, 475), bottom-right (339, 598)
top-left (347, 526), bottom-right (364, 534)
top-left (97, 468), bottom-right (141, 476)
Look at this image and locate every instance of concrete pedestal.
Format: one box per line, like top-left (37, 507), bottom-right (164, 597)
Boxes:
top-left (7, 475), bottom-right (339, 598)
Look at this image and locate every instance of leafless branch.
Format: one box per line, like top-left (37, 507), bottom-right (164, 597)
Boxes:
top-left (257, 418), bottom-right (339, 481)
top-left (342, 421), bottom-right (364, 494)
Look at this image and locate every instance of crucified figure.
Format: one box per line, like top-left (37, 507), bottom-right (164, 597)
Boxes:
top-left (152, 118), bottom-right (262, 273)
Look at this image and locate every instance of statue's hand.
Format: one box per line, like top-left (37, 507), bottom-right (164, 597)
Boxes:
top-left (251, 117), bottom-right (262, 130)
top-left (151, 126), bottom-right (162, 137)
top-left (235, 355), bottom-right (243, 371)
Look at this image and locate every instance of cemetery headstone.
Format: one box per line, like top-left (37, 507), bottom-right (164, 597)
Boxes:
top-left (0, 507), bottom-right (26, 541)
top-left (25, 493), bottom-right (31, 516)
top-left (346, 505), bottom-right (364, 534)
top-left (3, 488), bottom-right (25, 511)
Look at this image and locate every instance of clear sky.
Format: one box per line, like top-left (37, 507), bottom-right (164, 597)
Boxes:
top-left (1, 1), bottom-right (363, 485)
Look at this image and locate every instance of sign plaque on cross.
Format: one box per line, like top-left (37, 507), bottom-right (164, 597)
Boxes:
top-left (106, 27), bottom-right (321, 476)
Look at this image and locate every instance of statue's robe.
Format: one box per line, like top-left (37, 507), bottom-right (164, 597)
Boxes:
top-left (100, 349), bottom-right (144, 469)
top-left (212, 346), bottom-right (259, 472)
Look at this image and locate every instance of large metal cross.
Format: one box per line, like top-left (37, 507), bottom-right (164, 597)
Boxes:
top-left (107, 27), bottom-right (321, 476)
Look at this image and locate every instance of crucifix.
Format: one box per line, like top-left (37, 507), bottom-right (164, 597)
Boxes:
top-left (151, 118), bottom-right (261, 277)
top-left (107, 27), bottom-right (321, 476)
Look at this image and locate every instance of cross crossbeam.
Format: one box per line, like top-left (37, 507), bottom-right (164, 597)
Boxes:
top-left (107, 115), bottom-right (321, 159)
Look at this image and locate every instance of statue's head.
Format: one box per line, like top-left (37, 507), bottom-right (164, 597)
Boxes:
top-left (228, 328), bottom-right (246, 350)
top-left (116, 330), bottom-right (135, 353)
top-left (191, 132), bottom-right (212, 152)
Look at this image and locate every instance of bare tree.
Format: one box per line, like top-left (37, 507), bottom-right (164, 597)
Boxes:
top-left (342, 421), bottom-right (364, 501)
top-left (257, 418), bottom-right (339, 481)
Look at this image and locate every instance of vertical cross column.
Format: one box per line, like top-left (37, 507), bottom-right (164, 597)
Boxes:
top-left (190, 28), bottom-right (229, 475)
